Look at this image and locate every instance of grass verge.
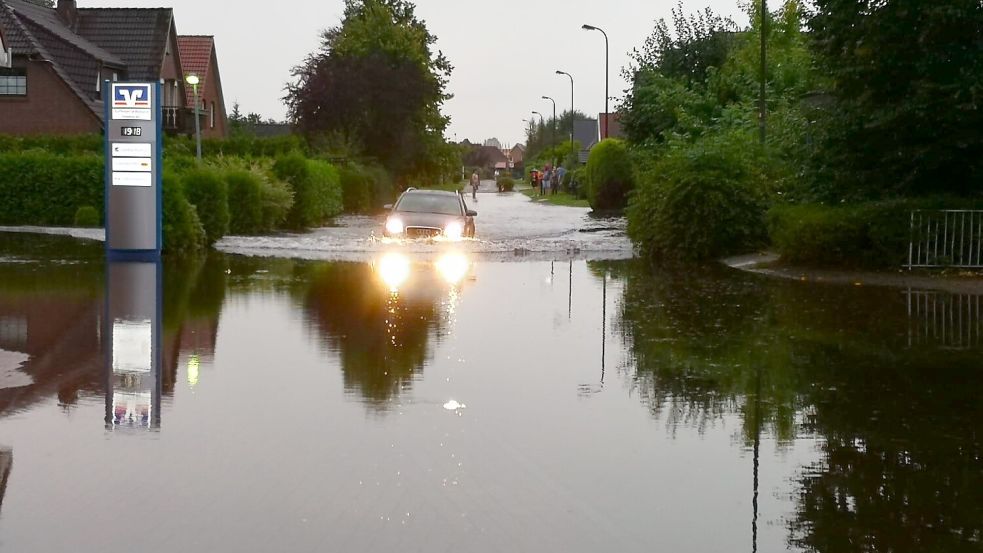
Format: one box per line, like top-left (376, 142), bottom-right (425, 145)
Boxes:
top-left (520, 188), bottom-right (591, 208)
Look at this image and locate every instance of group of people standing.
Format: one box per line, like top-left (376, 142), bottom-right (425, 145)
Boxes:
top-left (531, 164), bottom-right (566, 196)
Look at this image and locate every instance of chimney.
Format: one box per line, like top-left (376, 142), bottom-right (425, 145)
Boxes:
top-left (56, 0), bottom-right (79, 29)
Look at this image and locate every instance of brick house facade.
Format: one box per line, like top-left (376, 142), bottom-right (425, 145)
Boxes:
top-left (0, 0), bottom-right (226, 137)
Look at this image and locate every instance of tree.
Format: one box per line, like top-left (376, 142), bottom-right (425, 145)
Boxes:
top-left (808, 0), bottom-right (983, 199)
top-left (285, 0), bottom-right (453, 184)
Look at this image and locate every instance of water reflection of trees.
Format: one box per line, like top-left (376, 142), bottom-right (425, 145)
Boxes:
top-left (612, 262), bottom-right (804, 445)
top-left (299, 262), bottom-right (447, 411)
top-left (611, 259), bottom-right (983, 551)
top-left (789, 351), bottom-right (983, 552)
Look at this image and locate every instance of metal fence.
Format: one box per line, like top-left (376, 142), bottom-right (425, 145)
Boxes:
top-left (908, 210), bottom-right (983, 269)
top-left (906, 290), bottom-right (983, 349)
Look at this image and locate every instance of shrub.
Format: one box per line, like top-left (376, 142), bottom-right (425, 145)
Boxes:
top-left (586, 139), bottom-right (635, 211)
top-left (162, 172), bottom-right (206, 254)
top-left (225, 169), bottom-right (264, 234)
top-left (768, 197), bottom-right (983, 268)
top-left (0, 151), bottom-right (103, 226)
top-left (627, 132), bottom-right (772, 261)
top-left (497, 176), bottom-right (515, 192)
top-left (260, 177), bottom-right (294, 232)
top-left (182, 167), bottom-right (230, 245)
top-left (339, 164), bottom-right (373, 213)
top-left (273, 153), bottom-right (342, 228)
top-left (73, 206), bottom-right (100, 227)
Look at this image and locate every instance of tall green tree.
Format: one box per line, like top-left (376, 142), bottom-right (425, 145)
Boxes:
top-left (284, 0), bottom-right (453, 184)
top-left (808, 0), bottom-right (983, 199)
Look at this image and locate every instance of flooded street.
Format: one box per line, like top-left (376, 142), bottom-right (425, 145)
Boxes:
top-left (0, 196), bottom-right (981, 552)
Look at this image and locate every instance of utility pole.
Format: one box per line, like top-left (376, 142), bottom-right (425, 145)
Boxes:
top-left (759, 0), bottom-right (768, 145)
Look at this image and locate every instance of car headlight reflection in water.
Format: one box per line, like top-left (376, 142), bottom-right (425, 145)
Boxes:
top-left (385, 217), bottom-right (404, 235)
top-left (377, 252), bottom-right (411, 292)
top-left (443, 221), bottom-right (464, 240)
top-left (436, 253), bottom-right (469, 285)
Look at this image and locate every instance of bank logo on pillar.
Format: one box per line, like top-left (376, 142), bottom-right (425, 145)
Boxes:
top-left (113, 85), bottom-right (152, 108)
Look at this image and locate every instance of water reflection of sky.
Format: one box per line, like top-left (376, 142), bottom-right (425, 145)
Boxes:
top-left (1, 235), bottom-right (982, 552)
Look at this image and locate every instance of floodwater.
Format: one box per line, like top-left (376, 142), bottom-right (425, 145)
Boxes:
top-left (1, 193), bottom-right (981, 552)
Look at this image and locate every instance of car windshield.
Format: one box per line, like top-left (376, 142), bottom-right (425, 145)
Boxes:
top-left (395, 194), bottom-right (462, 216)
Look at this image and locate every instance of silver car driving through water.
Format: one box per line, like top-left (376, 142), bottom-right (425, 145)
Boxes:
top-left (383, 189), bottom-right (477, 239)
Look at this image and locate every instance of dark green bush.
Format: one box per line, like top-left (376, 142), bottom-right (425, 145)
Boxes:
top-left (497, 176), bottom-right (515, 192)
top-left (260, 177), bottom-right (294, 232)
top-left (73, 206), bottom-right (100, 227)
top-left (340, 164), bottom-right (374, 213)
top-left (586, 139), bottom-right (635, 211)
top-left (627, 133), bottom-right (771, 261)
top-left (768, 198), bottom-right (983, 268)
top-left (273, 153), bottom-right (342, 228)
top-left (0, 152), bottom-right (103, 226)
top-left (225, 169), bottom-right (264, 234)
top-left (182, 167), bottom-right (230, 245)
top-left (162, 172), bottom-right (206, 254)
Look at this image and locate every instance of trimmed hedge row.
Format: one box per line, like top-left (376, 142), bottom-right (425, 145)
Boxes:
top-left (768, 198), bottom-right (983, 268)
top-left (0, 133), bottom-right (306, 158)
top-left (339, 163), bottom-right (393, 213)
top-left (0, 150), bottom-right (342, 253)
top-left (273, 153), bottom-right (343, 228)
top-left (0, 151), bottom-right (104, 226)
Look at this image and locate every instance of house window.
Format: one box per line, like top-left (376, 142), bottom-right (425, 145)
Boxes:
top-left (210, 101), bottom-right (215, 129)
top-left (0, 68), bottom-right (27, 96)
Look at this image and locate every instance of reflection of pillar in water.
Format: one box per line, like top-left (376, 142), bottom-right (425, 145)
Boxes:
top-left (104, 260), bottom-right (162, 431)
top-left (0, 447), bottom-right (11, 514)
top-left (601, 271), bottom-right (606, 382)
top-left (568, 260), bottom-right (573, 319)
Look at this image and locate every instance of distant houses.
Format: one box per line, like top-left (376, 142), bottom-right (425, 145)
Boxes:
top-left (0, 0), bottom-right (227, 137)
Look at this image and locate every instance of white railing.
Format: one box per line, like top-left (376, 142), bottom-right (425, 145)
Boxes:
top-left (908, 210), bottom-right (983, 269)
top-left (906, 290), bottom-right (983, 350)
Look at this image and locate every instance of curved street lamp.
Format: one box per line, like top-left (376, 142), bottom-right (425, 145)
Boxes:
top-left (184, 73), bottom-right (202, 161)
top-left (555, 70), bottom-right (574, 155)
top-left (541, 95), bottom-right (556, 149)
top-left (582, 24), bottom-right (609, 139)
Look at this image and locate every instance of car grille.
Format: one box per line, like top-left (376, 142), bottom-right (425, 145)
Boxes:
top-left (405, 227), bottom-right (442, 239)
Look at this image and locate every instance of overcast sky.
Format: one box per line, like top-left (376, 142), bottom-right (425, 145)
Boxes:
top-left (100, 0), bottom-right (748, 146)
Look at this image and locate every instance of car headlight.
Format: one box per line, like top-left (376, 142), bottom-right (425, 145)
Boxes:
top-left (385, 217), bottom-right (404, 235)
top-left (444, 221), bottom-right (464, 239)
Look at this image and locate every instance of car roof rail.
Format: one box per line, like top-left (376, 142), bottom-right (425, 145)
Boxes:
top-left (406, 187), bottom-right (417, 191)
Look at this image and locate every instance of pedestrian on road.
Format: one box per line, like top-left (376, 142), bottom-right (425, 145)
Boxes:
top-left (550, 168), bottom-right (560, 195)
top-left (542, 165), bottom-right (552, 197)
top-left (470, 171), bottom-right (479, 201)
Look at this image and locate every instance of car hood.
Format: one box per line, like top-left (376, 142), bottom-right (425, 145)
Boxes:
top-left (392, 212), bottom-right (462, 229)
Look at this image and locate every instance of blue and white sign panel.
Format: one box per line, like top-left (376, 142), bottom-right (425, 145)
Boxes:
top-left (112, 83), bottom-right (153, 121)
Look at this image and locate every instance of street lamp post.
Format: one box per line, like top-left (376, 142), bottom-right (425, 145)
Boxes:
top-left (582, 24), bottom-right (609, 139)
top-left (541, 96), bottom-right (556, 148)
top-left (185, 74), bottom-right (202, 161)
top-left (556, 70), bottom-right (574, 157)
top-left (759, 0), bottom-right (768, 145)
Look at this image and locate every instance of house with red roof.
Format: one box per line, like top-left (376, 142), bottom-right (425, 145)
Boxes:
top-left (177, 35), bottom-right (226, 138)
top-left (0, 0), bottom-right (227, 137)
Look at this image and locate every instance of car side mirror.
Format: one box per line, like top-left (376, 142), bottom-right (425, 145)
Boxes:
top-left (466, 210), bottom-right (477, 217)
top-left (383, 204), bottom-right (393, 210)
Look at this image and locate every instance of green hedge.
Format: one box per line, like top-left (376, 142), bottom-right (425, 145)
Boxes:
top-left (162, 172), bottom-right (206, 254)
top-left (586, 139), bottom-right (635, 211)
top-left (0, 152), bottom-right (103, 226)
top-left (0, 133), bottom-right (306, 158)
top-left (497, 176), bottom-right (515, 192)
top-left (73, 206), bottom-right (100, 227)
top-left (768, 198), bottom-right (983, 268)
top-left (627, 133), bottom-right (771, 261)
top-left (273, 153), bottom-right (342, 228)
top-left (338, 162), bottom-right (393, 213)
top-left (226, 169), bottom-right (264, 234)
top-left (182, 168), bottom-right (230, 246)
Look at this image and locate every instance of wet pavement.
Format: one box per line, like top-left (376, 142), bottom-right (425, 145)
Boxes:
top-left (1, 211), bottom-right (982, 552)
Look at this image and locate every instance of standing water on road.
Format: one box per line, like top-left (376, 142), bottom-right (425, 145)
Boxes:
top-left (0, 197), bottom-right (982, 552)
